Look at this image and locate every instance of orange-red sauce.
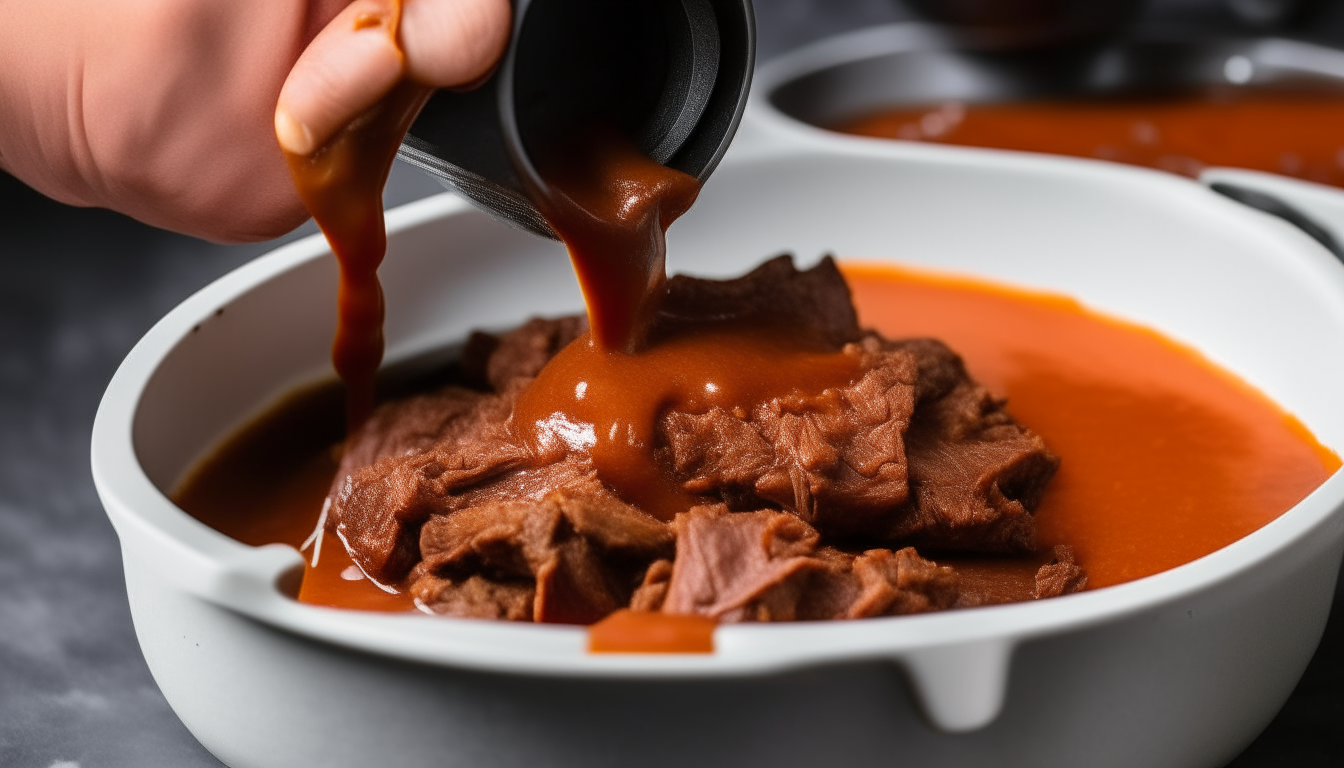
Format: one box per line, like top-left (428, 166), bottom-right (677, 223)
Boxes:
top-left (839, 88), bottom-right (1344, 186)
top-left (512, 325), bottom-right (860, 521)
top-left (847, 262), bottom-right (1340, 587)
top-left (588, 609), bottom-right (717, 654)
top-left (175, 262), bottom-right (1339, 613)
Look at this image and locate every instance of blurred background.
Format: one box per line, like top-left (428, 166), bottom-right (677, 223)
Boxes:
top-left (3, 1), bottom-right (1343, 765)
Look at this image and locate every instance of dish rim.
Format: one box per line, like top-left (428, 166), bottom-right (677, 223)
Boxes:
top-left (92, 148), bottom-right (1344, 681)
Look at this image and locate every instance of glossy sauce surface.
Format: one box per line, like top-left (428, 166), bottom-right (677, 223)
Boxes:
top-left (847, 263), bottom-right (1340, 587)
top-left (175, 263), bottom-right (1340, 610)
top-left (530, 131), bottom-right (701, 351)
top-left (839, 89), bottom-right (1344, 186)
top-left (513, 325), bottom-right (859, 520)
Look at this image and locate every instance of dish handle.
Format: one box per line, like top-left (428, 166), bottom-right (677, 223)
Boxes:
top-left (1202, 168), bottom-right (1344, 262)
top-left (898, 637), bottom-right (1017, 733)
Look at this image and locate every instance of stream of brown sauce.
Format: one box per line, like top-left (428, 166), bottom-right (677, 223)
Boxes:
top-left (174, 262), bottom-right (1340, 618)
top-left (283, 2), bottom-right (431, 429)
top-left (528, 130), bottom-right (701, 351)
top-left (838, 88), bottom-right (1344, 186)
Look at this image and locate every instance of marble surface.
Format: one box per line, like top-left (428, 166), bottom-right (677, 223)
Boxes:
top-left (2, 1), bottom-right (1343, 766)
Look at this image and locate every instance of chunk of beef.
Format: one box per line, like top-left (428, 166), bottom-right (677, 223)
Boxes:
top-left (330, 423), bottom-right (528, 584)
top-left (658, 505), bottom-right (959, 622)
top-left (877, 338), bottom-right (1060, 553)
top-left (654, 255), bottom-right (862, 349)
top-left (332, 385), bottom-right (515, 495)
top-left (411, 574), bottom-right (535, 621)
top-left (326, 317), bottom-right (589, 585)
top-left (658, 340), bottom-right (918, 537)
top-left (475, 315), bottom-right (588, 391)
top-left (1034, 545), bottom-right (1088, 598)
top-left (411, 489), bottom-right (674, 623)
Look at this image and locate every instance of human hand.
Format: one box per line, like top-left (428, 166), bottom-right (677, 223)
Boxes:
top-left (0, 0), bottom-right (509, 243)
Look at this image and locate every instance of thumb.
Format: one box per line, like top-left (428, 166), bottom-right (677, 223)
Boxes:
top-left (275, 0), bottom-right (510, 156)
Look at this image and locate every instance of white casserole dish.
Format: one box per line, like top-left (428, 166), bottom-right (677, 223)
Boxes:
top-left (94, 113), bottom-right (1344, 766)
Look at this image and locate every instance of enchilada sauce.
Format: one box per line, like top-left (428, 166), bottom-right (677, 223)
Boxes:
top-left (282, 1), bottom-right (431, 430)
top-left (839, 89), bottom-right (1344, 186)
top-left (175, 263), bottom-right (1339, 612)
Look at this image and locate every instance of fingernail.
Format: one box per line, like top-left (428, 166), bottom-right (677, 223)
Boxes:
top-left (275, 107), bottom-right (316, 156)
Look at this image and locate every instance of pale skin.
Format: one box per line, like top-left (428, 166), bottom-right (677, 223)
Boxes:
top-left (0, 0), bottom-right (511, 243)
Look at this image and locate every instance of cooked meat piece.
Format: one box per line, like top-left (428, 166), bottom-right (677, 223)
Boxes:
top-left (878, 337), bottom-right (1060, 553)
top-left (630, 558), bottom-right (674, 612)
top-left (479, 315), bottom-right (588, 391)
top-left (659, 505), bottom-right (820, 621)
top-left (331, 385), bottom-right (513, 493)
top-left (879, 336), bottom-right (968, 404)
top-left (329, 425), bottom-right (529, 584)
top-left (326, 317), bottom-right (589, 585)
top-left (660, 505), bottom-right (959, 622)
top-left (653, 255), bottom-right (862, 349)
top-left (410, 574), bottom-right (535, 621)
top-left (1034, 545), bottom-right (1088, 598)
top-left (658, 340), bottom-right (918, 537)
top-left (835, 547), bottom-right (961, 618)
top-left (321, 259), bottom-right (1066, 626)
top-left (412, 489), bottom-right (674, 623)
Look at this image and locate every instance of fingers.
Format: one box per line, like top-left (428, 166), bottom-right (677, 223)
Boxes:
top-left (275, 0), bottom-right (511, 157)
top-left (275, 0), bottom-right (405, 156)
top-left (400, 0), bottom-right (512, 88)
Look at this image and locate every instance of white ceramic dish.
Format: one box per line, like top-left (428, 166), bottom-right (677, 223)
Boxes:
top-left (94, 113), bottom-right (1344, 765)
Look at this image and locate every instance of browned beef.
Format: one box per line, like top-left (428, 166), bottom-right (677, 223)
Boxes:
top-left (479, 315), bottom-right (588, 391)
top-left (658, 505), bottom-right (958, 622)
top-left (321, 259), bottom-right (1074, 624)
top-left (1034, 545), bottom-right (1088, 598)
top-left (337, 316), bottom-right (586, 480)
top-left (331, 386), bottom-right (513, 492)
top-left (411, 489), bottom-right (673, 623)
top-left (878, 337), bottom-right (1060, 553)
top-left (327, 316), bottom-right (589, 584)
top-left (330, 420), bottom-right (527, 584)
top-left (653, 255), bottom-right (862, 348)
top-left (657, 339), bottom-right (918, 537)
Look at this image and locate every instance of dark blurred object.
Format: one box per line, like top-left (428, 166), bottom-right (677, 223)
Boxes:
top-left (768, 30), bottom-right (1344, 126)
top-left (903, 0), bottom-right (1146, 46)
top-left (1211, 182), bottom-right (1344, 259)
top-left (1226, 0), bottom-right (1314, 29)
top-left (400, 0), bottom-right (754, 239)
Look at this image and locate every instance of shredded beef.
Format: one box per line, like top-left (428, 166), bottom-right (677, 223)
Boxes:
top-left (657, 339), bottom-right (917, 537)
top-left (653, 254), bottom-right (862, 348)
top-left (411, 489), bottom-right (673, 623)
top-left (1034, 545), bottom-right (1088, 598)
top-left (877, 336), bottom-right (1060, 553)
top-left (328, 318), bottom-right (591, 584)
top-left (320, 256), bottom-right (1079, 625)
top-left (477, 315), bottom-right (588, 391)
top-left (658, 505), bottom-right (959, 622)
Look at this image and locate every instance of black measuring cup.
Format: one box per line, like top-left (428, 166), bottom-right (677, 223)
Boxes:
top-left (399, 0), bottom-right (755, 239)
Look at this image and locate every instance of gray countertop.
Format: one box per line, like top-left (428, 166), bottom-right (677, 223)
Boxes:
top-left (2, 1), bottom-right (1342, 766)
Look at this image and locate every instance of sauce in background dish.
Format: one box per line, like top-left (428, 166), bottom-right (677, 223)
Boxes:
top-left (838, 88), bottom-right (1344, 187)
top-left (174, 262), bottom-right (1339, 609)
